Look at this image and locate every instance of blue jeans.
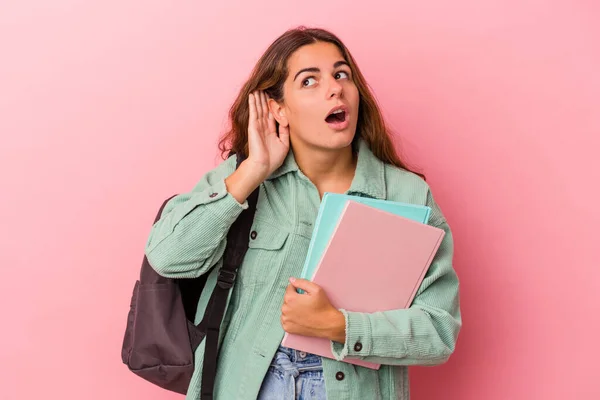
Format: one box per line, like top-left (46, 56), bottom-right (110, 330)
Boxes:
top-left (257, 345), bottom-right (327, 400)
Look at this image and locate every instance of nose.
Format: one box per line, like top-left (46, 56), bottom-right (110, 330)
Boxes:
top-left (327, 78), bottom-right (343, 99)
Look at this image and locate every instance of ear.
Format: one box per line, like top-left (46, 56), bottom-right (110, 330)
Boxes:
top-left (268, 98), bottom-right (289, 127)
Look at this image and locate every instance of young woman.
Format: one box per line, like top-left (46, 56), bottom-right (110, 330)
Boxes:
top-left (145, 26), bottom-right (461, 400)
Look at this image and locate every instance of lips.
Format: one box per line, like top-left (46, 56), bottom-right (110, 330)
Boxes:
top-left (324, 105), bottom-right (350, 130)
top-left (325, 105), bottom-right (349, 123)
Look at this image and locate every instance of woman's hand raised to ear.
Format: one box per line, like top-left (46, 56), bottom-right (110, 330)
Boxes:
top-left (225, 91), bottom-right (290, 204)
top-left (246, 91), bottom-right (290, 178)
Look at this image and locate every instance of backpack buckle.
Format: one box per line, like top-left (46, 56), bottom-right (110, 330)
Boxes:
top-left (217, 269), bottom-right (237, 289)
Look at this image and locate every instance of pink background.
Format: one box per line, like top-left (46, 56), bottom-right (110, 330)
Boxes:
top-left (1, 1), bottom-right (599, 399)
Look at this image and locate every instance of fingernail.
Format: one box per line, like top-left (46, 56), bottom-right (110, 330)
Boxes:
top-left (289, 277), bottom-right (296, 283)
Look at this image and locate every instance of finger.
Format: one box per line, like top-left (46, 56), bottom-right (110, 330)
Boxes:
top-left (260, 91), bottom-right (268, 119)
top-left (281, 316), bottom-right (291, 332)
top-left (289, 277), bottom-right (320, 294)
top-left (248, 93), bottom-right (257, 121)
top-left (284, 283), bottom-right (297, 299)
top-left (255, 91), bottom-right (263, 119)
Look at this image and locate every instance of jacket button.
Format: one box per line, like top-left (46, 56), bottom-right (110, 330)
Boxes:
top-left (209, 192), bottom-right (218, 198)
top-left (250, 231), bottom-right (258, 240)
top-left (354, 342), bottom-right (363, 352)
top-left (335, 371), bottom-right (345, 381)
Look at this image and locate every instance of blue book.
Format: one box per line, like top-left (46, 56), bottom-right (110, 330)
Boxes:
top-left (298, 193), bottom-right (431, 290)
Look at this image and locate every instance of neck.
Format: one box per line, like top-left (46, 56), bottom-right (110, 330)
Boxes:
top-left (291, 140), bottom-right (357, 193)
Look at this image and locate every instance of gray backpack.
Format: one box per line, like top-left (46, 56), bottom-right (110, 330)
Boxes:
top-left (121, 154), bottom-right (258, 398)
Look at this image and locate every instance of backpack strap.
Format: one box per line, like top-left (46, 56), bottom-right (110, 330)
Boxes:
top-left (200, 152), bottom-right (259, 400)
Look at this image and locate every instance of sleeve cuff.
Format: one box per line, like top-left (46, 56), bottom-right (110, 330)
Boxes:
top-left (202, 178), bottom-right (249, 222)
top-left (330, 309), bottom-right (372, 361)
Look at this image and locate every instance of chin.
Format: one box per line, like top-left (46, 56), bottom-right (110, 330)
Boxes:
top-left (292, 124), bottom-right (357, 151)
top-left (321, 129), bottom-right (356, 150)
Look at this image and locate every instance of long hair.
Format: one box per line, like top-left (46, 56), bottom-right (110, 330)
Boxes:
top-left (218, 26), bottom-right (424, 179)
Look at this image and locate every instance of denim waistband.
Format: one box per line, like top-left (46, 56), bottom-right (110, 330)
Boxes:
top-left (270, 345), bottom-right (323, 371)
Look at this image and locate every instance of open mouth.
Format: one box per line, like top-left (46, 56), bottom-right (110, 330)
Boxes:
top-left (325, 109), bottom-right (347, 124)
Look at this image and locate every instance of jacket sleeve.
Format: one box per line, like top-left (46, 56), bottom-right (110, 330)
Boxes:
top-left (330, 189), bottom-right (462, 366)
top-left (144, 156), bottom-right (248, 278)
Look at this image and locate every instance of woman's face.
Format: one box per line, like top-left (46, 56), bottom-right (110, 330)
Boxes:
top-left (270, 41), bottom-right (360, 152)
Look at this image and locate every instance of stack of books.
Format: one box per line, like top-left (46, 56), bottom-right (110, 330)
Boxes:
top-left (281, 193), bottom-right (445, 369)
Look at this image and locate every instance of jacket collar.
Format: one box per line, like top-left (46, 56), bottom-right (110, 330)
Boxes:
top-left (267, 138), bottom-right (387, 200)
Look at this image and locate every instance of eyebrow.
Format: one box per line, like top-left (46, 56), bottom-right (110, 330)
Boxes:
top-left (293, 61), bottom-right (350, 81)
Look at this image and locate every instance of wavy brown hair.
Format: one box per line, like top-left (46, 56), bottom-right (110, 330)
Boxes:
top-left (218, 26), bottom-right (424, 179)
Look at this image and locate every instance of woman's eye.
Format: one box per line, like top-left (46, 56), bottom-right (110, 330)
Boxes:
top-left (335, 71), bottom-right (350, 80)
top-left (302, 77), bottom-right (317, 87)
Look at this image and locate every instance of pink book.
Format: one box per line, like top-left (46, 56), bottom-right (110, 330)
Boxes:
top-left (281, 200), bottom-right (445, 369)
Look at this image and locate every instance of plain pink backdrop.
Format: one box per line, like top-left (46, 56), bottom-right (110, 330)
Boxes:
top-left (1, 1), bottom-right (599, 399)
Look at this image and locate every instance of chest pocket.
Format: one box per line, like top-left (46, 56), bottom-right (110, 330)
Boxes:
top-left (238, 221), bottom-right (290, 287)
